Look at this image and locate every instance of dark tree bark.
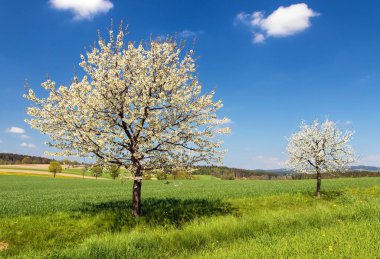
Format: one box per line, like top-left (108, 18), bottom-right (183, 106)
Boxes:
top-left (132, 178), bottom-right (142, 217)
top-left (316, 171), bottom-right (322, 198)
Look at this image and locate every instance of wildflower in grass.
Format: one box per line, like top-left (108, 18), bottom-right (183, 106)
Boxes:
top-left (328, 245), bottom-right (333, 252)
top-left (0, 241), bottom-right (9, 251)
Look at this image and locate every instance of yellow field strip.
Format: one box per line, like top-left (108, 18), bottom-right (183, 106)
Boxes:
top-left (0, 169), bottom-right (106, 180)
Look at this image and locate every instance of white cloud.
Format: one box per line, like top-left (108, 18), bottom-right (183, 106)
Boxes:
top-left (20, 142), bottom-right (36, 148)
top-left (255, 155), bottom-right (285, 168)
top-left (49, 0), bottom-right (113, 20)
top-left (179, 30), bottom-right (196, 38)
top-left (178, 30), bottom-right (205, 39)
top-left (358, 155), bottom-right (380, 163)
top-left (20, 134), bottom-right (30, 139)
top-left (253, 33), bottom-right (265, 43)
top-left (236, 3), bottom-right (318, 43)
top-left (356, 154), bottom-right (380, 167)
top-left (6, 127), bottom-right (25, 134)
top-left (344, 120), bottom-right (353, 125)
top-left (0, 140), bottom-right (3, 144)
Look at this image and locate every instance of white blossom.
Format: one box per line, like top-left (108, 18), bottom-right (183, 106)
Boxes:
top-left (24, 27), bottom-right (230, 177)
top-left (286, 119), bottom-right (355, 174)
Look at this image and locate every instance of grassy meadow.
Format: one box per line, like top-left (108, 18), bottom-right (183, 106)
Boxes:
top-left (0, 175), bottom-right (379, 258)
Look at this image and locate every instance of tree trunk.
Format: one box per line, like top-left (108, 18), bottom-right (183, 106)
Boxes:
top-left (316, 171), bottom-right (322, 198)
top-left (132, 177), bottom-right (142, 217)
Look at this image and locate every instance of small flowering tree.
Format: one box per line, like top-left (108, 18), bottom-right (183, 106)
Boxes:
top-left (286, 119), bottom-right (355, 198)
top-left (24, 25), bottom-right (229, 217)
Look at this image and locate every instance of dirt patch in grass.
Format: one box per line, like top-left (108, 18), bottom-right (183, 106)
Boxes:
top-left (0, 241), bottom-right (9, 251)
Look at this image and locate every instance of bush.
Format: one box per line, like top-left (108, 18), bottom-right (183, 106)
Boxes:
top-left (143, 172), bottom-right (152, 180)
top-left (48, 161), bottom-right (62, 177)
top-left (90, 166), bottom-right (103, 179)
top-left (106, 165), bottom-right (121, 180)
top-left (72, 160), bottom-right (79, 166)
top-left (220, 173), bottom-right (235, 180)
top-left (155, 170), bottom-right (167, 180)
top-left (169, 170), bottom-right (193, 180)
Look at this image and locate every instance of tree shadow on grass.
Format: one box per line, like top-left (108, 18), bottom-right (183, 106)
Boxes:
top-left (304, 190), bottom-right (345, 201)
top-left (322, 190), bottom-right (345, 200)
top-left (78, 198), bottom-right (236, 231)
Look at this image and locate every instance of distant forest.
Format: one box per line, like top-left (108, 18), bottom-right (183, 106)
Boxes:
top-left (194, 166), bottom-right (380, 180)
top-left (0, 153), bottom-right (51, 165)
top-left (194, 166), bottom-right (284, 180)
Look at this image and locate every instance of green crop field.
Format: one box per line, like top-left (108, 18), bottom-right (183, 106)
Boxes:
top-left (0, 175), bottom-right (379, 258)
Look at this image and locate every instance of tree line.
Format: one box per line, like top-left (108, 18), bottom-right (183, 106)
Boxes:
top-left (194, 166), bottom-right (281, 179)
top-left (194, 166), bottom-right (380, 180)
top-left (0, 153), bottom-right (51, 165)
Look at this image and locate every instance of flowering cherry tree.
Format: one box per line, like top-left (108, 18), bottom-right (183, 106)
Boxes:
top-left (24, 26), bottom-right (230, 217)
top-left (286, 119), bottom-right (355, 198)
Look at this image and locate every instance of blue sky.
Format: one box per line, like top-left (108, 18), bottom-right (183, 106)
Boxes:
top-left (0, 0), bottom-right (380, 169)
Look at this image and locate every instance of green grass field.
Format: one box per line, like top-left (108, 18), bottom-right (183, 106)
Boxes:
top-left (62, 168), bottom-right (114, 178)
top-left (0, 175), bottom-right (379, 258)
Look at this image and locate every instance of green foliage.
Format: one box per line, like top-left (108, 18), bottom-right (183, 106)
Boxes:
top-left (143, 172), bottom-right (152, 180)
top-left (106, 165), bottom-right (121, 180)
top-left (167, 169), bottom-right (193, 180)
top-left (90, 166), bottom-right (103, 179)
top-left (155, 170), bottom-right (167, 180)
top-left (0, 176), bottom-right (379, 258)
top-left (81, 166), bottom-right (89, 178)
top-left (62, 159), bottom-right (71, 166)
top-left (220, 172), bottom-right (235, 180)
top-left (48, 161), bottom-right (62, 177)
top-left (72, 160), bottom-right (79, 166)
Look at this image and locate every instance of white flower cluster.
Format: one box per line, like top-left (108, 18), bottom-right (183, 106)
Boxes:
top-left (24, 27), bottom-right (230, 176)
top-left (286, 119), bottom-right (355, 174)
